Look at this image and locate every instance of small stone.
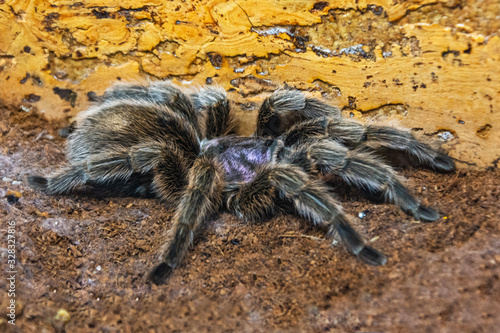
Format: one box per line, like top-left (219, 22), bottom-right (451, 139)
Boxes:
top-left (12, 181), bottom-right (22, 186)
top-left (54, 309), bottom-right (70, 323)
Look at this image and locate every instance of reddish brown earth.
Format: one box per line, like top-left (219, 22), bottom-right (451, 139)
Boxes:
top-left (1, 106), bottom-right (499, 333)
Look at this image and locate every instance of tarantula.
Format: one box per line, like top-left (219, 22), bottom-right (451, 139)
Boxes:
top-left (28, 81), bottom-right (455, 284)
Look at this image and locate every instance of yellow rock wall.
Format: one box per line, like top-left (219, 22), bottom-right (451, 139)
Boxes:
top-left (0, 0), bottom-right (498, 168)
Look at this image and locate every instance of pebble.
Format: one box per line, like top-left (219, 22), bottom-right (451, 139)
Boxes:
top-left (54, 309), bottom-right (70, 323)
top-left (12, 180), bottom-right (22, 185)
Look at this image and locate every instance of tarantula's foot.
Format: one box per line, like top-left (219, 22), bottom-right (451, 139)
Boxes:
top-left (432, 153), bottom-right (456, 173)
top-left (27, 175), bottom-right (48, 191)
top-left (148, 262), bottom-right (174, 285)
top-left (358, 246), bottom-right (387, 266)
top-left (414, 205), bottom-right (440, 222)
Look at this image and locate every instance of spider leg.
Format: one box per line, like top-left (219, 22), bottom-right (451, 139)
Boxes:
top-left (149, 157), bottom-right (224, 284)
top-left (101, 81), bottom-right (200, 135)
top-left (28, 165), bottom-right (87, 195)
top-left (29, 142), bottom-right (190, 201)
top-left (255, 89), bottom-right (340, 137)
top-left (193, 86), bottom-right (235, 139)
top-left (87, 142), bottom-right (191, 201)
top-left (283, 117), bottom-right (455, 173)
top-left (227, 165), bottom-right (386, 266)
top-left (283, 140), bottom-right (439, 222)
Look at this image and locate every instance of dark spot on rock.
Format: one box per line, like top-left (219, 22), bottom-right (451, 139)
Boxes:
top-left (95, 47), bottom-right (99, 51)
top-left (207, 52), bottom-right (223, 69)
top-left (438, 65), bottom-right (442, 69)
top-left (420, 83), bottom-right (426, 88)
top-left (431, 72), bottom-right (438, 82)
top-left (75, 50), bottom-right (83, 57)
top-left (311, 2), bottom-right (329, 11)
top-left (363, 82), bottom-right (371, 88)
top-left (486, 77), bottom-right (491, 82)
top-left (231, 239), bottom-right (240, 245)
top-left (366, 75), bottom-right (373, 79)
top-left (23, 94), bottom-right (41, 103)
top-left (69, 2), bottom-right (84, 8)
top-left (53, 87), bottom-right (77, 107)
top-left (367, 4), bottom-right (384, 15)
top-left (42, 13), bottom-right (59, 32)
top-left (348, 96), bottom-right (356, 108)
top-left (205, 77), bottom-right (213, 85)
top-left (87, 91), bottom-right (99, 102)
top-left (464, 43), bottom-right (472, 54)
top-left (442, 48), bottom-right (460, 59)
top-left (349, 112), bottom-right (354, 118)
top-left (23, 46), bottom-right (31, 53)
top-left (458, 120), bottom-right (465, 124)
top-left (476, 124), bottom-right (492, 138)
top-left (412, 85), bottom-right (418, 92)
top-left (332, 70), bottom-right (337, 74)
top-left (20, 73), bottom-right (30, 84)
top-left (117, 77), bottom-right (122, 80)
top-left (392, 78), bottom-right (403, 86)
top-left (413, 62), bottom-right (424, 67)
top-left (92, 8), bottom-right (110, 19)
top-left (31, 75), bottom-right (42, 86)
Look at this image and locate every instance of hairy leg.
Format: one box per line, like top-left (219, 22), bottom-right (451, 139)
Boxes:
top-left (282, 140), bottom-right (439, 221)
top-left (193, 86), bottom-right (235, 139)
top-left (149, 157), bottom-right (224, 284)
top-left (28, 141), bottom-right (189, 200)
top-left (228, 164), bottom-right (386, 266)
top-left (255, 89), bottom-right (341, 137)
top-left (282, 117), bottom-right (455, 173)
top-left (101, 81), bottom-right (199, 134)
top-left (28, 165), bottom-right (87, 195)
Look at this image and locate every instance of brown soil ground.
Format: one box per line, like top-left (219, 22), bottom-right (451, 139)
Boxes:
top-left (1, 105), bottom-right (499, 333)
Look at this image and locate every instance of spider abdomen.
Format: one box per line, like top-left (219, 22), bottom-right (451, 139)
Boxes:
top-left (201, 136), bottom-right (276, 184)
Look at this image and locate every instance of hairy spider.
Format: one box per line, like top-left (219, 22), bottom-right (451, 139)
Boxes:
top-left (28, 81), bottom-right (455, 284)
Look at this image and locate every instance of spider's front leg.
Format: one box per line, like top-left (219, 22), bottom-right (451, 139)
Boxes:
top-left (149, 156), bottom-right (224, 284)
top-left (255, 89), bottom-right (341, 137)
top-left (227, 165), bottom-right (386, 266)
top-left (193, 86), bottom-right (235, 139)
top-left (282, 140), bottom-right (439, 222)
top-left (283, 117), bottom-right (455, 173)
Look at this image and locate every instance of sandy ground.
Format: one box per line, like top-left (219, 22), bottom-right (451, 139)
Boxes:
top-left (0, 105), bottom-right (499, 332)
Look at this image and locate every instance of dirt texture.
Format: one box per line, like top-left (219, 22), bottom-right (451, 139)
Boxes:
top-left (0, 105), bottom-right (499, 332)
